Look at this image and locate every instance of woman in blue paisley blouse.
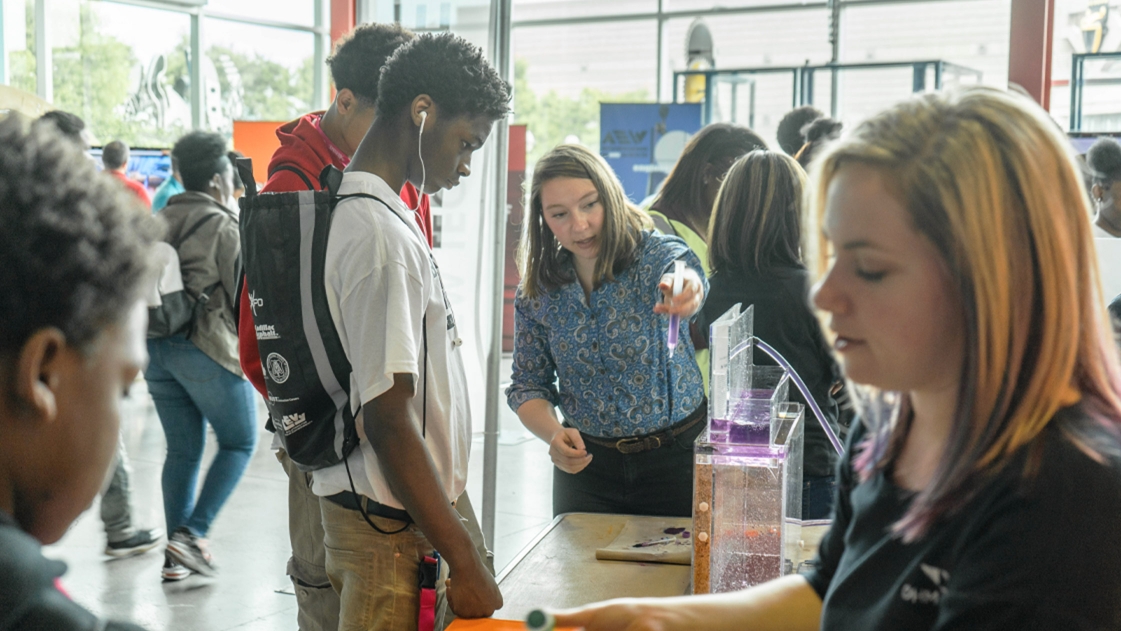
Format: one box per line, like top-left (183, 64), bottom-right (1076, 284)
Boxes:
top-left (506, 144), bottom-right (709, 517)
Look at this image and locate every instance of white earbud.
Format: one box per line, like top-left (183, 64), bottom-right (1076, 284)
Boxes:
top-left (409, 110), bottom-right (427, 213)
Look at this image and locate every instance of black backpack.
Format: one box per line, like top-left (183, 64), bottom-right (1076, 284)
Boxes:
top-left (146, 210), bottom-right (222, 339)
top-left (238, 161), bottom-right (420, 472)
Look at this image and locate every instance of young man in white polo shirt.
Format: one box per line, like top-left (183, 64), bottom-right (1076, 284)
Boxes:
top-left (311, 32), bottom-right (510, 629)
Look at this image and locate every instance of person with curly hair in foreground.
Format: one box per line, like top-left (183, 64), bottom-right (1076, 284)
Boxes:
top-left (0, 114), bottom-right (159, 630)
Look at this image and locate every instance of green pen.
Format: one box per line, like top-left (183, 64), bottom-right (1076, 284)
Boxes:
top-left (526, 609), bottom-right (556, 631)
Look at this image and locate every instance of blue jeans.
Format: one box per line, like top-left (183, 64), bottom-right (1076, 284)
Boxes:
top-left (146, 335), bottom-right (257, 537)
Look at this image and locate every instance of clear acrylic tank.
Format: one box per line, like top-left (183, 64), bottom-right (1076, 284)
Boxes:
top-left (692, 304), bottom-right (811, 594)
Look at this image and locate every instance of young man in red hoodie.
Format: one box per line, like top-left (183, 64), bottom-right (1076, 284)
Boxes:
top-left (236, 23), bottom-right (428, 631)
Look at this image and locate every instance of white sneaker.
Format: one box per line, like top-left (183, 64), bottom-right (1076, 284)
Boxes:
top-left (161, 552), bottom-right (191, 582)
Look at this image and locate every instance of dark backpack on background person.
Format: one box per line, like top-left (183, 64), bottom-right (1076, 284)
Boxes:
top-left (238, 160), bottom-right (420, 472)
top-left (146, 212), bottom-right (221, 339)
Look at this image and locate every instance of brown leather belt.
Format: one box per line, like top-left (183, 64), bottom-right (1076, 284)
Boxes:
top-left (581, 400), bottom-right (707, 455)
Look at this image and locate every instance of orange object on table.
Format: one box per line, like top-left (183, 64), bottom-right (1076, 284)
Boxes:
top-left (446, 619), bottom-right (578, 631)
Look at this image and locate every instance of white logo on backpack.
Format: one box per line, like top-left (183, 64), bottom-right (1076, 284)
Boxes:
top-left (279, 412), bottom-right (310, 435)
top-left (249, 291), bottom-right (263, 316)
top-left (266, 352), bottom-right (290, 384)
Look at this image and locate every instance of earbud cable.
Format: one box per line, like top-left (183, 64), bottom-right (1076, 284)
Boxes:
top-left (408, 113), bottom-right (426, 213)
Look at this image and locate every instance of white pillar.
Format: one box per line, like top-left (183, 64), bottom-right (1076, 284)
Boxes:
top-left (481, 0), bottom-right (512, 551)
top-left (313, 0), bottom-right (329, 111)
top-left (34, 0), bottom-right (50, 102)
top-left (190, 11), bottom-right (204, 129)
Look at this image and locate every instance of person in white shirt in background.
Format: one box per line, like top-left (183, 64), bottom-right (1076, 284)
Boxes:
top-left (311, 32), bottom-right (511, 630)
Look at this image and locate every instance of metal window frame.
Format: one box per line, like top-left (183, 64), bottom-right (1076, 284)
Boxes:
top-left (1069, 51), bottom-right (1121, 132)
top-left (509, 0), bottom-right (988, 103)
top-left (18, 0), bottom-right (329, 128)
top-left (0, 2), bottom-right (5, 86)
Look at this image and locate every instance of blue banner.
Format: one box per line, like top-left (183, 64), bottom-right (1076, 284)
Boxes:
top-left (600, 103), bottom-right (703, 204)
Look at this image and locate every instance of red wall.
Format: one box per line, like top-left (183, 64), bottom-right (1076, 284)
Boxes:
top-left (503, 125), bottom-right (527, 353)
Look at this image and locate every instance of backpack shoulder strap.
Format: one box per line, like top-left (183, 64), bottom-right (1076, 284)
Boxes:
top-left (334, 192), bottom-right (416, 233)
top-left (269, 164), bottom-right (315, 191)
top-left (171, 212), bottom-right (221, 249)
top-left (649, 211), bottom-right (677, 237)
top-left (331, 190), bottom-right (431, 441)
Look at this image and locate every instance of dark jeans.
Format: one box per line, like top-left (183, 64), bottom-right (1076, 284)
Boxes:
top-left (553, 419), bottom-right (704, 518)
top-left (803, 475), bottom-right (836, 520)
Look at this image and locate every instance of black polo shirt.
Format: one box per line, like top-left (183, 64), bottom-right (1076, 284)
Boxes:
top-left (806, 412), bottom-right (1121, 630)
top-left (0, 510), bottom-right (147, 631)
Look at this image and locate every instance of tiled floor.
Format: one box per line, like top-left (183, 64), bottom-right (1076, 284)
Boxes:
top-left (43, 361), bottom-right (555, 631)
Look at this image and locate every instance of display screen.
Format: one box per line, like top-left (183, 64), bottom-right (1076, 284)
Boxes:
top-left (89, 146), bottom-right (171, 196)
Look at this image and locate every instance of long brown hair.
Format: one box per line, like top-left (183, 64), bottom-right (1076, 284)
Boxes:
top-left (807, 87), bottom-right (1121, 542)
top-left (707, 150), bottom-right (805, 275)
top-left (650, 123), bottom-right (767, 239)
top-left (518, 145), bottom-right (651, 299)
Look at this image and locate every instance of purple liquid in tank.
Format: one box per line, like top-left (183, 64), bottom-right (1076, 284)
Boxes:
top-left (728, 422), bottom-right (769, 444)
top-left (711, 389), bottom-right (773, 444)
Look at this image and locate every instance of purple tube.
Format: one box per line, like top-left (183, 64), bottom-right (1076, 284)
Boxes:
top-left (667, 314), bottom-right (680, 357)
top-left (666, 260), bottom-right (685, 357)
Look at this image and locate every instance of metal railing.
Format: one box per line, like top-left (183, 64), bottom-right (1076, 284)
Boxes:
top-left (674, 60), bottom-right (983, 124)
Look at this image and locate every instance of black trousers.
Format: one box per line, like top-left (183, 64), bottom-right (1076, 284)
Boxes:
top-left (552, 419), bottom-right (704, 518)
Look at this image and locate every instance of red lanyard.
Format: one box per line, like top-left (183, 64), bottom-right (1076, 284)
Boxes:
top-left (418, 553), bottom-right (440, 631)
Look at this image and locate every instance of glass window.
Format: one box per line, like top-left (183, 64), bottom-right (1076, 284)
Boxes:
top-left (393, 0), bottom-right (492, 48)
top-left (6, 0), bottom-right (34, 94)
top-left (199, 18), bottom-right (315, 129)
top-left (513, 0), bottom-right (656, 22)
top-left (512, 19), bottom-right (658, 164)
top-left (1051, 0), bottom-right (1121, 131)
top-left (47, 0), bottom-right (190, 147)
top-left (205, 0), bottom-right (314, 28)
top-left (837, 0), bottom-right (1009, 122)
top-left (663, 8), bottom-right (830, 144)
top-left (841, 1), bottom-right (1010, 83)
top-left (664, 0), bottom-right (804, 9)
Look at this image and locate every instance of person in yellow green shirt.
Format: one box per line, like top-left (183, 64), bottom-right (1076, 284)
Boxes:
top-left (647, 123), bottom-right (766, 390)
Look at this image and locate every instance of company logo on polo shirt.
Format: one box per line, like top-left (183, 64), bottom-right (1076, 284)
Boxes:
top-left (266, 352), bottom-right (290, 384)
top-left (249, 291), bottom-right (263, 316)
top-left (901, 563), bottom-right (950, 605)
top-left (279, 412), bottom-right (309, 435)
top-left (255, 323), bottom-right (279, 340)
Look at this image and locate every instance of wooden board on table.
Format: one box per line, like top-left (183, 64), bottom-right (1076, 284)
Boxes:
top-left (446, 619), bottom-right (577, 631)
top-left (492, 513), bottom-right (693, 622)
top-left (594, 518), bottom-right (692, 565)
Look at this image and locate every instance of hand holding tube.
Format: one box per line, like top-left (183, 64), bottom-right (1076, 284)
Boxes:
top-left (655, 262), bottom-right (703, 319)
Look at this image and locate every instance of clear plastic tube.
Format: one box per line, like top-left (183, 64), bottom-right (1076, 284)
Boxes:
top-left (753, 337), bottom-right (845, 455)
top-left (667, 260), bottom-right (684, 357)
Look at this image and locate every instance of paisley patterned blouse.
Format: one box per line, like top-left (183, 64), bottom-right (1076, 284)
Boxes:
top-left (506, 232), bottom-right (708, 438)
